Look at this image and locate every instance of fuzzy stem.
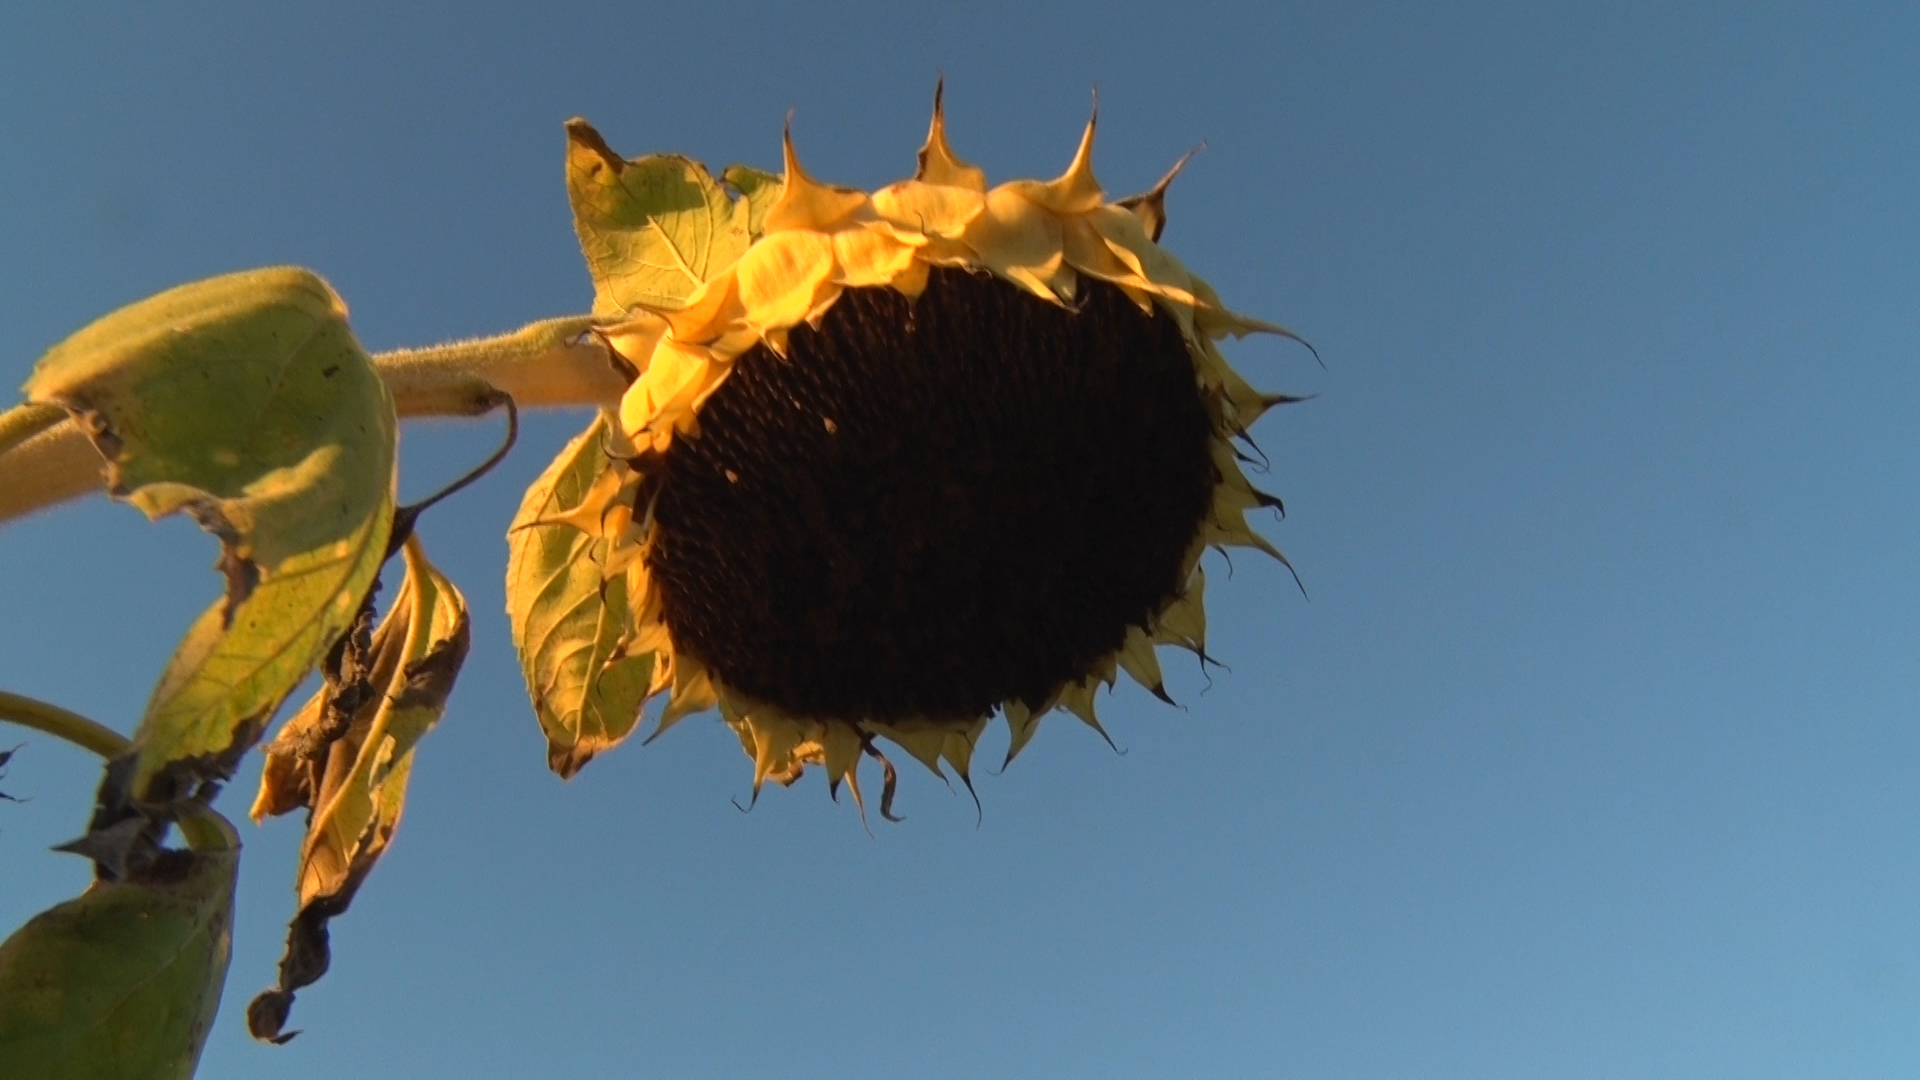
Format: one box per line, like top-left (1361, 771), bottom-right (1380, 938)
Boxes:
top-left (0, 402), bottom-right (67, 460)
top-left (0, 315), bottom-right (625, 527)
top-left (0, 423), bottom-right (108, 524)
top-left (375, 314), bottom-right (622, 416)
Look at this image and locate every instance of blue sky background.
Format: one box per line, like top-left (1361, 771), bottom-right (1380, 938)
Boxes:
top-left (3, 3), bottom-right (1918, 1077)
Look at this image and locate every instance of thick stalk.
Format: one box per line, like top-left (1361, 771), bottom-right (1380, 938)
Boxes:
top-left (375, 314), bottom-right (620, 416)
top-left (0, 317), bottom-right (624, 526)
top-left (0, 401), bottom-right (67, 460)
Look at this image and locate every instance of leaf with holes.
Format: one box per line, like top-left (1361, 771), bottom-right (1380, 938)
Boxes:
top-left (21, 268), bottom-right (397, 805)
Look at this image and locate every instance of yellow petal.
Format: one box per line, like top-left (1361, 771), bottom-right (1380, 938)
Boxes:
top-left (656, 652), bottom-right (717, 735)
top-left (707, 326), bottom-right (768, 365)
top-left (642, 639), bottom-right (674, 698)
top-left (1060, 215), bottom-right (1184, 315)
top-left (733, 229), bottom-right (839, 334)
top-left (872, 179), bottom-right (986, 240)
top-left (660, 273), bottom-right (743, 343)
top-left (832, 225), bottom-right (920, 288)
top-left (600, 313), bottom-right (667, 373)
top-left (915, 79), bottom-right (987, 192)
top-left (1195, 339), bottom-right (1267, 425)
top-left (913, 235), bottom-right (981, 269)
top-left (1060, 213), bottom-right (1141, 287)
top-left (873, 723), bottom-right (949, 778)
top-left (764, 125), bottom-right (871, 234)
top-left (1002, 699), bottom-right (1047, 766)
top-left (618, 338), bottom-right (730, 453)
top-left (1017, 110), bottom-right (1104, 216)
top-left (941, 719), bottom-right (988, 779)
top-left (821, 719), bottom-right (864, 789)
top-left (1203, 504), bottom-right (1295, 570)
top-left (1190, 274), bottom-right (1317, 363)
top-left (964, 186), bottom-right (1071, 303)
top-left (890, 257), bottom-right (931, 300)
top-left (1154, 567), bottom-right (1207, 654)
top-left (1057, 675), bottom-right (1120, 751)
top-left (746, 713), bottom-right (815, 789)
top-left (1114, 146), bottom-right (1199, 243)
top-left (1086, 205), bottom-right (1199, 305)
top-left (1116, 625), bottom-right (1172, 703)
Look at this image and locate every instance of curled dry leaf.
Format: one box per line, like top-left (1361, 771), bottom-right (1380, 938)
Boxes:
top-left (247, 535), bottom-right (467, 1043)
top-left (19, 268), bottom-right (397, 809)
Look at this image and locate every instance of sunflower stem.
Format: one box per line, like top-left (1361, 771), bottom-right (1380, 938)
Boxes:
top-left (0, 689), bottom-right (132, 760)
top-left (0, 402), bottom-right (67, 461)
top-left (0, 314), bottom-right (627, 527)
top-left (0, 690), bottom-right (238, 853)
top-left (374, 313), bottom-right (622, 416)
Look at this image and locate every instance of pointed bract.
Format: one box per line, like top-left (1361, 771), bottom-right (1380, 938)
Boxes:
top-left (915, 79), bottom-right (988, 192)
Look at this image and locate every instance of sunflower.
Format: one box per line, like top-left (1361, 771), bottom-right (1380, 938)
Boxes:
top-left (554, 88), bottom-right (1304, 817)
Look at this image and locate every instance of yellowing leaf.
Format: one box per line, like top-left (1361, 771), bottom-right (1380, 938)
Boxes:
top-left (0, 846), bottom-right (236, 1079)
top-left (566, 119), bottom-right (771, 316)
top-left (506, 415), bottom-right (656, 777)
top-left (20, 270), bottom-right (395, 799)
top-left (21, 268), bottom-right (396, 804)
top-left (247, 534), bottom-right (468, 1043)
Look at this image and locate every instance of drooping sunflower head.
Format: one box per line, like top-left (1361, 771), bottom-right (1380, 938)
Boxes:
top-left (537, 87), bottom-right (1306, 817)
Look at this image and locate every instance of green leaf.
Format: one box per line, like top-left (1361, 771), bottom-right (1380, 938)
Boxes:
top-left (0, 846), bottom-right (237, 1079)
top-left (22, 268), bottom-right (397, 802)
top-left (505, 415), bottom-right (656, 778)
top-left (247, 535), bottom-right (468, 1042)
top-left (723, 163), bottom-right (781, 240)
top-left (565, 118), bottom-right (772, 317)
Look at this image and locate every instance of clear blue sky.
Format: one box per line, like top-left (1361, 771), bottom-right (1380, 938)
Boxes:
top-left (4, 3), bottom-right (1918, 1077)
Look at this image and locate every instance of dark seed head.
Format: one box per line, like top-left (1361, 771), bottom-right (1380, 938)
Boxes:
top-left (647, 267), bottom-right (1215, 724)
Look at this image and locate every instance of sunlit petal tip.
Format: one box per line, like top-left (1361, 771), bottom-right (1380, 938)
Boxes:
top-left (1031, 103), bottom-right (1105, 216)
top-left (764, 121), bottom-right (871, 234)
top-left (915, 77), bottom-right (988, 192)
